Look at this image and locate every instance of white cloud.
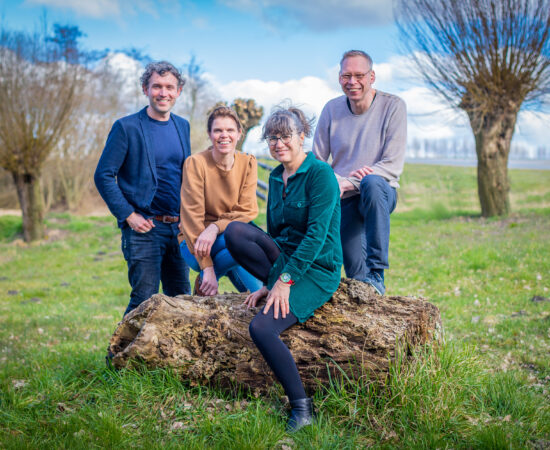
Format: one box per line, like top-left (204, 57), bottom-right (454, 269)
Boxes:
top-left (96, 52), bottom-right (145, 110)
top-left (211, 75), bottom-right (341, 154)
top-left (221, 0), bottom-right (393, 30)
top-left (372, 54), bottom-right (426, 91)
top-left (24, 0), bottom-right (157, 18)
top-left (514, 110), bottom-right (550, 154)
top-left (400, 86), bottom-right (469, 140)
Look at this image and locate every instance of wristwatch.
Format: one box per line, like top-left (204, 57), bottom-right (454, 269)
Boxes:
top-left (278, 272), bottom-right (295, 285)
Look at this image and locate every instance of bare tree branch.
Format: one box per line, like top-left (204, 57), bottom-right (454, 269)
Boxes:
top-left (395, 0), bottom-right (550, 216)
top-left (0, 26), bottom-right (89, 240)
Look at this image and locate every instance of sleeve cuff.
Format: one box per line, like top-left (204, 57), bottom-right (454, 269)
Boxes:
top-left (117, 205), bottom-right (135, 224)
top-left (197, 255), bottom-right (214, 271)
top-left (213, 219), bottom-right (229, 234)
top-left (281, 266), bottom-right (302, 285)
top-left (347, 176), bottom-right (360, 191)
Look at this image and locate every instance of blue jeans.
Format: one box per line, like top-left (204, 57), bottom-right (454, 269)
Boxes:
top-left (340, 175), bottom-right (397, 280)
top-left (121, 221), bottom-right (191, 316)
top-left (180, 232), bottom-right (262, 293)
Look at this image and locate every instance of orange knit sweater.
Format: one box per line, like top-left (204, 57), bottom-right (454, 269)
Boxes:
top-left (178, 147), bottom-right (258, 269)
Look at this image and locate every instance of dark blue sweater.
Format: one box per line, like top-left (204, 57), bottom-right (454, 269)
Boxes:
top-left (146, 116), bottom-right (184, 217)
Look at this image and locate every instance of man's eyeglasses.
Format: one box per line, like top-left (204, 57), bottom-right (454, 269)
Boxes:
top-left (339, 72), bottom-right (370, 82)
top-left (266, 134), bottom-right (293, 146)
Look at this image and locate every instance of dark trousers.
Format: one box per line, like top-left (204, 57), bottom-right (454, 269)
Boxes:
top-left (225, 222), bottom-right (307, 401)
top-left (341, 175), bottom-right (397, 280)
top-left (121, 220), bottom-right (191, 316)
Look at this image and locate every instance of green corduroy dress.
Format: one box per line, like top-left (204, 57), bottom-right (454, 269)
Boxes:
top-left (266, 152), bottom-right (343, 322)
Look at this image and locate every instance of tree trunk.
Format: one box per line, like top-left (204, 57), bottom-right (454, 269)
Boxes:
top-left (469, 110), bottom-right (518, 217)
top-left (109, 279), bottom-right (442, 396)
top-left (12, 172), bottom-right (45, 242)
top-left (233, 99), bottom-right (263, 152)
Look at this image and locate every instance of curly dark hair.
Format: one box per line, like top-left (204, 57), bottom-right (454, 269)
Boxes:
top-left (140, 61), bottom-right (185, 89)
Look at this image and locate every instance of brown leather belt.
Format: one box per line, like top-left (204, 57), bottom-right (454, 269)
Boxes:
top-left (153, 215), bottom-right (179, 223)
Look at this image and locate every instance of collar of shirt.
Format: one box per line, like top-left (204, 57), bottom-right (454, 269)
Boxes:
top-left (271, 152), bottom-right (316, 184)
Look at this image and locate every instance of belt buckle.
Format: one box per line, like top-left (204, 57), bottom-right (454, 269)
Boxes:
top-left (162, 215), bottom-right (170, 223)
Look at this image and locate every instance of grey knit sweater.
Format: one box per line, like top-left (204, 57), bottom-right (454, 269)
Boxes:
top-left (313, 91), bottom-right (407, 194)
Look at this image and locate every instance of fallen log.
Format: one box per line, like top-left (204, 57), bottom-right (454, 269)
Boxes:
top-left (109, 279), bottom-right (442, 395)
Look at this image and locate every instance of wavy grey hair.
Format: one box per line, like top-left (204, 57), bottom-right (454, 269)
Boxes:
top-left (140, 61), bottom-right (185, 89)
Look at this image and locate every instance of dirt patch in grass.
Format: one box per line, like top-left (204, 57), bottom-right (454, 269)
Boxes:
top-left (45, 228), bottom-right (71, 242)
top-left (0, 209), bottom-right (21, 217)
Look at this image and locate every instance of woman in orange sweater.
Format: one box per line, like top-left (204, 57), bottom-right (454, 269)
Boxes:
top-left (178, 106), bottom-right (262, 295)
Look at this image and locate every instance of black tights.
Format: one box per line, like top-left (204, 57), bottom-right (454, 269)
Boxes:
top-left (225, 222), bottom-right (307, 401)
top-left (225, 221), bottom-right (280, 283)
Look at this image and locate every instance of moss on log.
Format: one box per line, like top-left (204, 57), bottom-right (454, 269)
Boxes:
top-left (109, 279), bottom-right (442, 395)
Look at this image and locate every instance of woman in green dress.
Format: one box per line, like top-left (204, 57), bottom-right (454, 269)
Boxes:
top-left (225, 106), bottom-right (342, 432)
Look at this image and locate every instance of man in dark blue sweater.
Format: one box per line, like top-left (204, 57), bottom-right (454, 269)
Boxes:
top-left (95, 61), bottom-right (191, 317)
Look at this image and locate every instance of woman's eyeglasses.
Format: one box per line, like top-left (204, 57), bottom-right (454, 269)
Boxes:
top-left (266, 134), bottom-right (293, 146)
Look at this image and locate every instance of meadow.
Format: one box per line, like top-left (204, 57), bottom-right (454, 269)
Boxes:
top-left (1, 163), bottom-right (549, 449)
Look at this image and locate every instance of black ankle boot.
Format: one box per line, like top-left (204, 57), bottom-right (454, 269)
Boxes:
top-left (286, 398), bottom-right (315, 432)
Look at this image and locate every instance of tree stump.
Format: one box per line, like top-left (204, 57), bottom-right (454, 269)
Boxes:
top-left (109, 279), bottom-right (442, 395)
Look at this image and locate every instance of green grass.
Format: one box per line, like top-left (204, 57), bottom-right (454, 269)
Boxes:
top-left (0, 215), bottom-right (22, 242)
top-left (1, 163), bottom-right (549, 448)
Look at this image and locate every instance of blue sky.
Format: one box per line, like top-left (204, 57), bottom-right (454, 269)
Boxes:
top-left (1, 0), bottom-right (397, 83)
top-left (1, 0), bottom-right (547, 157)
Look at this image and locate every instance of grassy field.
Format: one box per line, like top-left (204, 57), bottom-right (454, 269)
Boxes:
top-left (1, 163), bottom-right (549, 448)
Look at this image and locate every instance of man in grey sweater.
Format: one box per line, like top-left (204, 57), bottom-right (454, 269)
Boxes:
top-left (313, 50), bottom-right (407, 295)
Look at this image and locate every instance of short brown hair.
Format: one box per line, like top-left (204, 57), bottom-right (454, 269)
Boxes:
top-left (340, 50), bottom-right (373, 71)
top-left (207, 106), bottom-right (243, 133)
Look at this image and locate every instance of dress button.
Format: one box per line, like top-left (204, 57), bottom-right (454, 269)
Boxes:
top-left (297, 202), bottom-right (302, 207)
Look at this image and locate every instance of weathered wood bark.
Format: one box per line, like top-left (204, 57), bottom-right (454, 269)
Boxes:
top-left (12, 172), bottom-right (45, 242)
top-left (109, 279), bottom-right (442, 395)
top-left (469, 109), bottom-right (518, 217)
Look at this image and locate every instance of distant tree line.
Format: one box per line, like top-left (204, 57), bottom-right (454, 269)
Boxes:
top-left (407, 138), bottom-right (550, 160)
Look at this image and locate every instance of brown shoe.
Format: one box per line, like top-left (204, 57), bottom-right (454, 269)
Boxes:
top-left (193, 275), bottom-right (207, 296)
